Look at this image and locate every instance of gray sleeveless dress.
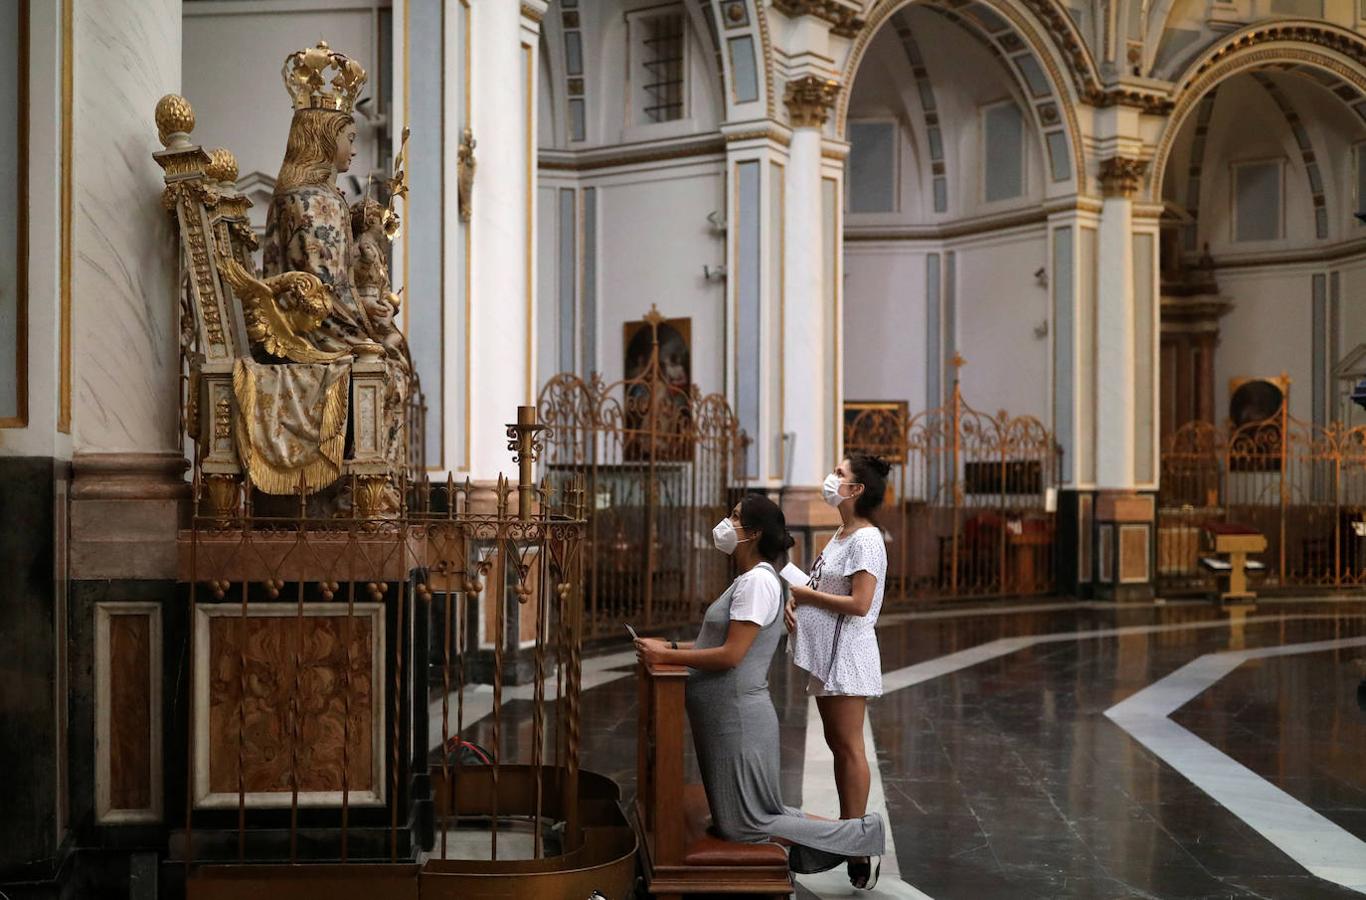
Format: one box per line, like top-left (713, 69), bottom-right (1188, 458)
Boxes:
top-left (685, 563), bottom-right (886, 874)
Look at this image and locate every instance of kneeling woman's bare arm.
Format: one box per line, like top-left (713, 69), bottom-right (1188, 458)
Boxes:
top-left (634, 621), bottom-right (761, 672)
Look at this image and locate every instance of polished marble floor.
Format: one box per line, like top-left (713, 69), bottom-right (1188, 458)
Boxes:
top-left (445, 598), bottom-right (1366, 899)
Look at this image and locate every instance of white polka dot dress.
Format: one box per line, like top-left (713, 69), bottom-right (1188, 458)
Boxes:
top-left (791, 526), bottom-right (886, 697)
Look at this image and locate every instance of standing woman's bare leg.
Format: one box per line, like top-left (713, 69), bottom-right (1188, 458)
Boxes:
top-left (816, 695), bottom-right (870, 818)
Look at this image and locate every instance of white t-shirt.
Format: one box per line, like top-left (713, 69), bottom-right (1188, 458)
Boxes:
top-left (729, 562), bottom-right (782, 627)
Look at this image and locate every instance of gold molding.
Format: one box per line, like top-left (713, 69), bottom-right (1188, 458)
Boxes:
top-left (539, 137), bottom-right (727, 172)
top-left (784, 75), bottom-right (840, 128)
top-left (3, 0), bottom-right (29, 428)
top-left (524, 42), bottom-right (534, 406)
top-left (846, 208), bottom-right (1051, 241)
top-left (755, 0), bottom-right (776, 116)
top-left (401, 0), bottom-right (411, 335)
top-left (1098, 156), bottom-right (1149, 198)
top-left (461, 0), bottom-right (471, 472)
top-left (825, 175), bottom-right (841, 466)
top-left (520, 2), bottom-right (545, 25)
top-left (1201, 236), bottom-right (1366, 269)
top-left (730, 162), bottom-right (739, 426)
top-left (59, 0), bottom-right (71, 434)
top-left (772, 160), bottom-right (785, 482)
top-left (724, 125), bottom-right (791, 147)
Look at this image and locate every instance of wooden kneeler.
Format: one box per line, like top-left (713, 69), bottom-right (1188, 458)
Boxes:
top-left (636, 659), bottom-right (794, 899)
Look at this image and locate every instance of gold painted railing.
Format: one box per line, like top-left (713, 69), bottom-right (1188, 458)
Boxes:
top-left (844, 380), bottom-right (1062, 602)
top-left (536, 308), bottom-right (749, 640)
top-left (1159, 412), bottom-right (1366, 591)
top-left (175, 409), bottom-right (636, 897)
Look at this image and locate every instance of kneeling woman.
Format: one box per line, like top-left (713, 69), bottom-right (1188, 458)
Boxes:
top-left (634, 494), bottom-right (885, 875)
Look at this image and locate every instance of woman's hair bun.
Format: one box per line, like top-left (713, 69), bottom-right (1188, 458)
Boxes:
top-left (781, 530), bottom-right (796, 552)
top-left (868, 454), bottom-right (892, 477)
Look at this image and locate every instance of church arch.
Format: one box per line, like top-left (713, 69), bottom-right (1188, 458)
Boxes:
top-left (841, 0), bottom-right (1088, 189)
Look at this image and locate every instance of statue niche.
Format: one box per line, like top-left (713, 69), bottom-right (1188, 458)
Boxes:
top-left (155, 40), bottom-right (413, 521)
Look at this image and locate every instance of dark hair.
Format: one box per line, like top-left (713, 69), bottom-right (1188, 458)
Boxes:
top-left (846, 452), bottom-right (891, 518)
top-left (738, 493), bottom-right (796, 565)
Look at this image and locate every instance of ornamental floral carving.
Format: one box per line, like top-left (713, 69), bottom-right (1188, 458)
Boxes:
top-left (772, 0), bottom-right (866, 37)
top-left (1099, 156), bottom-right (1149, 198)
top-left (784, 75), bottom-right (841, 128)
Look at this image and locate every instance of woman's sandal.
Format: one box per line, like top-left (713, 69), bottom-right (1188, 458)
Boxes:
top-left (848, 855), bottom-right (881, 890)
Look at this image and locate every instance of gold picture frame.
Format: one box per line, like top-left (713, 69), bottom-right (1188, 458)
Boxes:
top-left (843, 400), bottom-right (909, 463)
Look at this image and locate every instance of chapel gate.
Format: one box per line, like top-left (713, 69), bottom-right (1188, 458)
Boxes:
top-left (178, 410), bottom-right (637, 898)
top-left (535, 306), bottom-right (750, 641)
top-left (1157, 405), bottom-right (1366, 593)
top-left (844, 375), bottom-right (1061, 603)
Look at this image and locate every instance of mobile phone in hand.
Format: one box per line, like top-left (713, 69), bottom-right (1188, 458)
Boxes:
top-left (624, 623), bottom-right (640, 641)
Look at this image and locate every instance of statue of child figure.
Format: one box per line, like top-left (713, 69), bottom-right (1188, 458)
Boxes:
top-left (350, 196), bottom-right (412, 370)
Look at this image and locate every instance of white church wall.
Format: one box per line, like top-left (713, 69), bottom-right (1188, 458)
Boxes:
top-left (579, 161), bottom-right (726, 393)
top-left (842, 227), bottom-right (1050, 422)
top-left (573, 0), bottom-right (723, 148)
top-left (182, 4), bottom-right (385, 200)
top-left (1195, 75), bottom-right (1321, 257)
top-left (843, 246), bottom-right (928, 404)
top-left (1213, 265), bottom-right (1317, 425)
top-left (953, 229), bottom-right (1051, 420)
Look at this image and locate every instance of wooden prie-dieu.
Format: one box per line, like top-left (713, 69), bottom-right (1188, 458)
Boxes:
top-left (636, 659), bottom-right (794, 898)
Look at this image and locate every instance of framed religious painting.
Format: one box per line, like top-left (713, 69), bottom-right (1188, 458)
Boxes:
top-left (622, 315), bottom-right (692, 461)
top-left (842, 400), bottom-right (909, 463)
top-left (1227, 375), bottom-right (1288, 473)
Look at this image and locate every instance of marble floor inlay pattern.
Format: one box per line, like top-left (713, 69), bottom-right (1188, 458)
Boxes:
top-left (437, 599), bottom-right (1366, 898)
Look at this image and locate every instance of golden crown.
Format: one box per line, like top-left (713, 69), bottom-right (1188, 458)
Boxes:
top-left (281, 40), bottom-right (367, 114)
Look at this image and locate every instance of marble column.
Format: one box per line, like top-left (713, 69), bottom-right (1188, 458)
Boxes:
top-left (467, 0), bottom-right (545, 481)
top-left (69, 0), bottom-right (185, 580)
top-left (72, 0), bottom-right (181, 459)
top-left (779, 76), bottom-right (842, 521)
top-left (723, 127), bottom-right (789, 488)
top-left (1090, 156), bottom-right (1157, 600)
top-left (1096, 187), bottom-right (1136, 488)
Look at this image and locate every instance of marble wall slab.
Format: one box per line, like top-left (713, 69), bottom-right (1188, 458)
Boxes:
top-left (71, 0), bottom-right (181, 455)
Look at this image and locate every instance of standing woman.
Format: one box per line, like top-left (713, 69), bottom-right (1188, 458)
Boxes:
top-left (785, 452), bottom-right (890, 890)
top-left (635, 494), bottom-right (884, 879)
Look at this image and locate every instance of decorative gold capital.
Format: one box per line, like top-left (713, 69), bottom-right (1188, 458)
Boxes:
top-left (784, 75), bottom-right (841, 129)
top-left (1098, 156), bottom-right (1149, 198)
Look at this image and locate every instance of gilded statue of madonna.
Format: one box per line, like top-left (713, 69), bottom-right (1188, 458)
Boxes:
top-left (235, 41), bottom-right (409, 513)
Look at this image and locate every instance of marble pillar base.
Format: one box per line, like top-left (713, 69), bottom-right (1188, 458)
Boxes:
top-left (1056, 489), bottom-right (1156, 601)
top-left (71, 452), bottom-right (188, 581)
top-left (0, 458), bottom-right (67, 882)
top-left (779, 485), bottom-right (841, 530)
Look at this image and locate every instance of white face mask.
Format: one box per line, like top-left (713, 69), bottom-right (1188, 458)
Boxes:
top-left (822, 472), bottom-right (859, 508)
top-left (712, 517), bottom-right (753, 555)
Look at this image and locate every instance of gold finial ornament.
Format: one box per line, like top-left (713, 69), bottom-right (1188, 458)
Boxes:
top-left (281, 40), bottom-right (368, 113)
top-left (155, 93), bottom-right (196, 148)
top-left (205, 147), bottom-right (239, 184)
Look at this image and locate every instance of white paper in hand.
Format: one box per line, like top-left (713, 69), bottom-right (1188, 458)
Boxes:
top-left (779, 562), bottom-right (809, 587)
